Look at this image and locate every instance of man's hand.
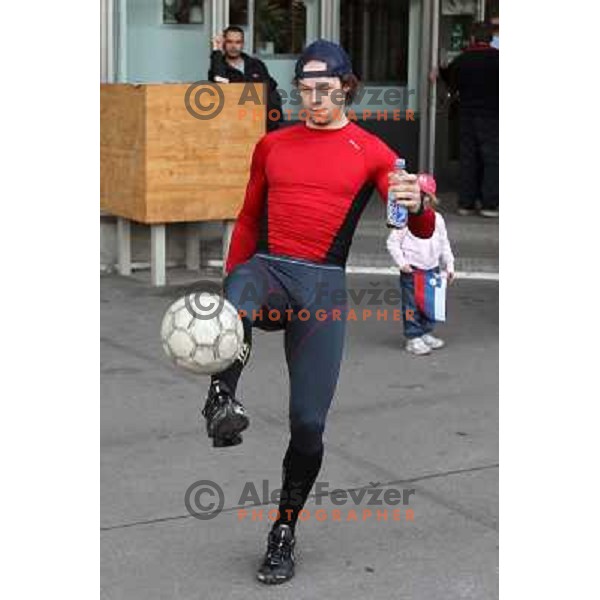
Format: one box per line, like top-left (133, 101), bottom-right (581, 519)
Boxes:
top-left (388, 172), bottom-right (422, 213)
top-left (446, 271), bottom-right (455, 284)
top-left (400, 264), bottom-right (413, 274)
top-left (212, 34), bottom-right (224, 51)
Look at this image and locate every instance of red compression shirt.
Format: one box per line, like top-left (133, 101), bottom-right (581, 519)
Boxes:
top-left (226, 122), bottom-right (435, 272)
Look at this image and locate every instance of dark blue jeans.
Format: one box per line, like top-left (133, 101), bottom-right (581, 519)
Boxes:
top-left (459, 114), bottom-right (499, 210)
top-left (400, 270), bottom-right (435, 339)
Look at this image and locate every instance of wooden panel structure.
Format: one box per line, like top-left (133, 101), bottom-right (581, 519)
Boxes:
top-left (101, 85), bottom-right (146, 221)
top-left (101, 83), bottom-right (265, 224)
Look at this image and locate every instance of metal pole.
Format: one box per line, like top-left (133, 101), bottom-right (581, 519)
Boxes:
top-left (116, 217), bottom-right (131, 276)
top-left (248, 0), bottom-right (255, 54)
top-left (107, 0), bottom-right (114, 83)
top-left (362, 1), bottom-right (369, 81)
top-left (222, 0), bottom-right (230, 30)
top-left (117, 0), bottom-right (127, 82)
top-left (478, 0), bottom-right (486, 21)
top-left (151, 224), bottom-right (167, 287)
top-left (209, 1), bottom-right (229, 37)
top-left (320, 0), bottom-right (339, 40)
top-left (320, 0), bottom-right (329, 38)
top-left (418, 0), bottom-right (432, 171)
top-left (100, 0), bottom-right (107, 82)
top-left (330, 0), bottom-right (340, 43)
top-left (427, 0), bottom-right (440, 173)
top-left (186, 223), bottom-right (202, 271)
top-left (211, 0), bottom-right (219, 36)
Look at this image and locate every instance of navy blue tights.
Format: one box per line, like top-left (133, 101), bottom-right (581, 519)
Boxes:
top-left (211, 253), bottom-right (348, 528)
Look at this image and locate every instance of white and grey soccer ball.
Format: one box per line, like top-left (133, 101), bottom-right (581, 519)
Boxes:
top-left (161, 293), bottom-right (244, 375)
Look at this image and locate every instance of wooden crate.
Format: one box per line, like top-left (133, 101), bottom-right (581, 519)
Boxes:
top-left (101, 83), bottom-right (265, 224)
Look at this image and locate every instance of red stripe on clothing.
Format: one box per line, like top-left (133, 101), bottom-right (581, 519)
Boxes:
top-left (413, 270), bottom-right (425, 315)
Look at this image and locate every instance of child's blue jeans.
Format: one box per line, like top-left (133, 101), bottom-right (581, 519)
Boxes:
top-left (400, 269), bottom-right (435, 339)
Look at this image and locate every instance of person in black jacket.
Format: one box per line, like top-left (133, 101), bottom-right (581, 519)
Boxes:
top-left (436, 22), bottom-right (499, 217)
top-left (208, 26), bottom-right (283, 131)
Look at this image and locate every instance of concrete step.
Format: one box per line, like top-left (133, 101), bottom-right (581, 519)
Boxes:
top-left (348, 192), bottom-right (498, 274)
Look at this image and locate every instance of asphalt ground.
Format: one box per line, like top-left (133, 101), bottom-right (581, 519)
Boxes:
top-left (101, 270), bottom-right (498, 600)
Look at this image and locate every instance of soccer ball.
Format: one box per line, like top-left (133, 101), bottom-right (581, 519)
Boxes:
top-left (161, 293), bottom-right (244, 375)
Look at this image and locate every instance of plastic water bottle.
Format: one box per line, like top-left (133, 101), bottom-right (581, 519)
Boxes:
top-left (387, 158), bottom-right (408, 229)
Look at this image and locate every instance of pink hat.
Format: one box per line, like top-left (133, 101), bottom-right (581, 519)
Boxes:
top-left (417, 173), bottom-right (437, 196)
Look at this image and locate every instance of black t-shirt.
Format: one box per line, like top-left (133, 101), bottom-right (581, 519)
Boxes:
top-left (442, 45), bottom-right (499, 118)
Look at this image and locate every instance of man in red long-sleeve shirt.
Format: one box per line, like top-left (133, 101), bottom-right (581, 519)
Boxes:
top-left (200, 39), bottom-right (435, 584)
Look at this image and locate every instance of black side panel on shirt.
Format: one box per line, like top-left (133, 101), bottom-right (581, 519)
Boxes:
top-left (324, 182), bottom-right (375, 266)
top-left (256, 189), bottom-right (269, 254)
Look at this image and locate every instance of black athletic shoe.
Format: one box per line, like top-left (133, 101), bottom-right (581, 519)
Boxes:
top-left (256, 524), bottom-right (296, 584)
top-left (201, 381), bottom-right (249, 447)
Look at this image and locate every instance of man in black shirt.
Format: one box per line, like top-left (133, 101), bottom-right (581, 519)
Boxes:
top-left (208, 26), bottom-right (283, 131)
top-left (439, 22), bottom-right (499, 217)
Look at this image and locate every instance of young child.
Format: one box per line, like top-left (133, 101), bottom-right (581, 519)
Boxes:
top-left (386, 173), bottom-right (455, 355)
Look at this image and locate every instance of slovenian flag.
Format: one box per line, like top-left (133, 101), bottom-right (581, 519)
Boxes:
top-left (413, 269), bottom-right (447, 322)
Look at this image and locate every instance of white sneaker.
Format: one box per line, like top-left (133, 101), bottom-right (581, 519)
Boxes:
top-left (405, 337), bottom-right (431, 355)
top-left (457, 208), bottom-right (477, 216)
top-left (479, 209), bottom-right (499, 218)
top-left (421, 333), bottom-right (445, 349)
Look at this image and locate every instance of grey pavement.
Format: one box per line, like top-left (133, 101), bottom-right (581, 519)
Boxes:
top-left (101, 269), bottom-right (498, 600)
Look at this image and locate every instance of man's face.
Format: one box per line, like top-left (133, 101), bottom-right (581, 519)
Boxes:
top-left (223, 32), bottom-right (244, 59)
top-left (298, 60), bottom-right (347, 126)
